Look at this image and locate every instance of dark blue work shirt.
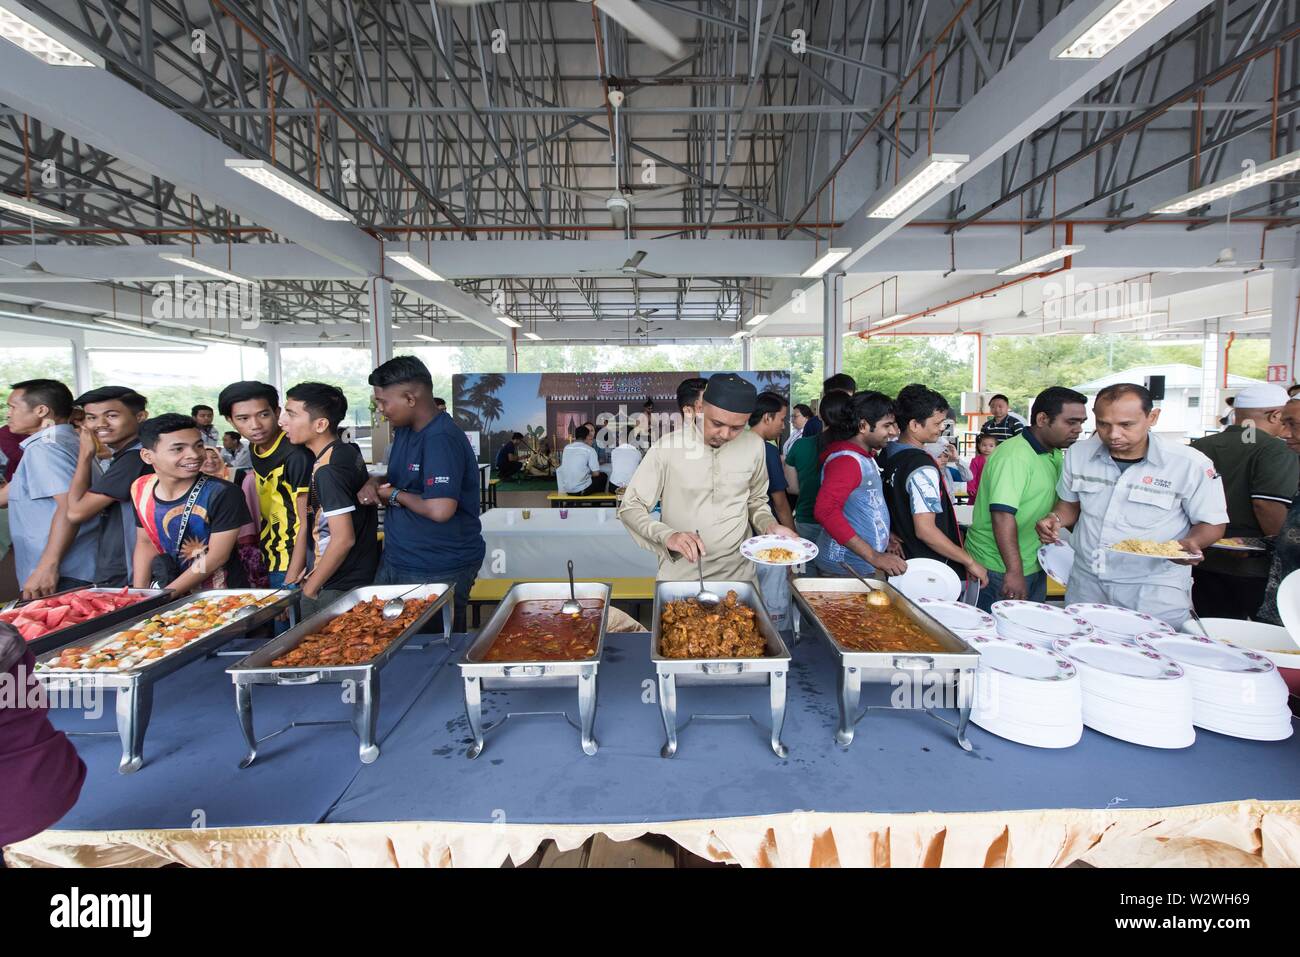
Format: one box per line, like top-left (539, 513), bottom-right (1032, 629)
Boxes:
top-left (763, 440), bottom-right (788, 512)
top-left (384, 411), bottom-right (485, 573)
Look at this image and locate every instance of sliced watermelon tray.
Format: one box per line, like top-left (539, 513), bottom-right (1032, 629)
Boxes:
top-left (3, 587), bottom-right (174, 656)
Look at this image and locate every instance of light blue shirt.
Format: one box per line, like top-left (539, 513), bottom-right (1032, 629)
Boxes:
top-left (9, 424), bottom-right (99, 585)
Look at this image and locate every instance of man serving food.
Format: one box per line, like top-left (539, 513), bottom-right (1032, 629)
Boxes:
top-left (618, 373), bottom-right (799, 582)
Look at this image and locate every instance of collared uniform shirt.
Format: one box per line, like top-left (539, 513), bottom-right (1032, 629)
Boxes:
top-left (618, 422), bottom-right (777, 582)
top-left (608, 443), bottom-right (642, 488)
top-left (9, 424), bottom-right (99, 585)
top-left (556, 441), bottom-right (600, 494)
top-left (1057, 434), bottom-right (1228, 587)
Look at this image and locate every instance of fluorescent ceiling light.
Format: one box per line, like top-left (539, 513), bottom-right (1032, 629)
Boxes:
top-left (997, 245), bottom-right (1086, 276)
top-left (224, 159), bottom-right (354, 222)
top-left (386, 251), bottom-right (445, 282)
top-left (1052, 0), bottom-right (1177, 60)
top-left (497, 315), bottom-right (521, 329)
top-left (801, 248), bottom-right (851, 278)
top-left (745, 313), bottom-right (769, 328)
top-left (415, 333), bottom-right (441, 343)
top-left (0, 0), bottom-right (101, 67)
top-left (158, 252), bottom-right (254, 285)
top-left (96, 317), bottom-right (199, 344)
top-left (0, 191), bottom-right (76, 224)
top-left (866, 154), bottom-right (968, 219)
top-left (1151, 148), bottom-right (1300, 214)
top-left (524, 331), bottom-right (542, 341)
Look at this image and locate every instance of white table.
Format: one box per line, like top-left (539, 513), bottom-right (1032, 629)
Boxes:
top-left (478, 507), bottom-right (658, 580)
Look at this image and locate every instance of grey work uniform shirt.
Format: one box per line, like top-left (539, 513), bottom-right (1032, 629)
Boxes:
top-left (8, 424), bottom-right (99, 585)
top-left (1058, 433), bottom-right (1228, 587)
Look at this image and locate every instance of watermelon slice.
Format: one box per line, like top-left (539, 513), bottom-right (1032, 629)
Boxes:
top-left (15, 621), bottom-right (44, 641)
top-left (43, 606), bottom-right (71, 631)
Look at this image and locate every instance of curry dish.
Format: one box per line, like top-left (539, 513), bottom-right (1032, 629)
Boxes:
top-left (271, 596), bottom-right (435, 667)
top-left (660, 590), bottom-right (767, 659)
top-left (484, 599), bottom-right (604, 661)
top-left (802, 591), bottom-right (947, 653)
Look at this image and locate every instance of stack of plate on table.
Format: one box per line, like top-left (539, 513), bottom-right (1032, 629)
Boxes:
top-left (1052, 635), bottom-right (1195, 748)
top-left (914, 598), bottom-right (995, 637)
top-left (965, 632), bottom-right (1082, 748)
top-left (1065, 602), bottom-right (1174, 645)
top-left (1141, 632), bottom-right (1292, 741)
top-left (991, 600), bottom-right (1095, 649)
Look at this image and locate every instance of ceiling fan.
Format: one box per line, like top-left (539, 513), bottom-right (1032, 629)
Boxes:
top-left (437, 0), bottom-right (684, 58)
top-left (579, 249), bottom-right (667, 279)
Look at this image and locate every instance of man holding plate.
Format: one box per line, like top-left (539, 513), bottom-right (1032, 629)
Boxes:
top-left (618, 374), bottom-right (800, 586)
top-left (1036, 383), bottom-right (1227, 628)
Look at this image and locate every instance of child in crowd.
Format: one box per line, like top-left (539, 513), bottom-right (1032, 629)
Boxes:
top-left (968, 433), bottom-right (997, 500)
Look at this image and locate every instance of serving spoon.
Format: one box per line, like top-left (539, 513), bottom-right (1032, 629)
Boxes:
top-left (382, 584), bottom-right (425, 620)
top-left (840, 561), bottom-right (891, 607)
top-left (561, 560), bottom-right (582, 616)
top-left (232, 586), bottom-right (290, 621)
top-left (694, 530), bottom-right (721, 607)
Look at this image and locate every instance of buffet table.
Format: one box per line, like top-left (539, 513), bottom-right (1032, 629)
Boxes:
top-left (478, 507), bottom-right (657, 580)
top-left (9, 628), bottom-right (1300, 868)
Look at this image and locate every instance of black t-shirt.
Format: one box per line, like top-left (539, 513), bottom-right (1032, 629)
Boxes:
top-left (89, 444), bottom-right (152, 587)
top-left (308, 440), bottom-right (380, 592)
top-left (135, 475), bottom-right (251, 587)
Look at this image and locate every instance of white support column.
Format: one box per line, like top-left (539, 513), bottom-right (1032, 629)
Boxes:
top-left (1200, 322), bottom-right (1224, 436)
top-left (1268, 238), bottom-right (1300, 386)
top-left (741, 335), bottom-right (753, 371)
top-left (69, 330), bottom-right (91, 395)
top-left (822, 271), bottom-right (844, 376)
top-left (505, 330), bottom-right (518, 373)
top-left (265, 333), bottom-right (283, 397)
top-left (368, 275), bottom-right (394, 370)
top-left (973, 333), bottom-right (988, 392)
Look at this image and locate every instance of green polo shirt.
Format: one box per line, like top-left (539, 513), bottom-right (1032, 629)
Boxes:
top-left (965, 430), bottom-right (1063, 575)
top-left (786, 435), bottom-right (821, 524)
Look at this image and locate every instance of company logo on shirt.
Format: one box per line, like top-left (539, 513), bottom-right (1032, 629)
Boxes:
top-left (408, 463), bottom-right (421, 472)
top-left (1206, 467), bottom-right (1219, 480)
top-left (426, 475), bottom-right (450, 486)
top-left (1141, 476), bottom-right (1172, 489)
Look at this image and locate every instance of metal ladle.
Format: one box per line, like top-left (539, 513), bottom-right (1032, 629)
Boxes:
top-left (561, 560), bottom-right (582, 616)
top-left (694, 530), bottom-right (721, 607)
top-left (840, 561), bottom-right (891, 607)
top-left (232, 586), bottom-right (290, 621)
top-left (382, 584), bottom-right (425, 620)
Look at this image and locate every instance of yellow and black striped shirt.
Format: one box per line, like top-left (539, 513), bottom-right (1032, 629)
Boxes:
top-left (251, 430), bottom-right (312, 573)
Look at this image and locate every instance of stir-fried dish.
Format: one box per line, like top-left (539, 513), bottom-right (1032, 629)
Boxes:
top-left (483, 599), bottom-right (604, 661)
top-left (802, 591), bottom-right (947, 653)
top-left (271, 596), bottom-right (435, 667)
top-left (660, 590), bottom-right (766, 659)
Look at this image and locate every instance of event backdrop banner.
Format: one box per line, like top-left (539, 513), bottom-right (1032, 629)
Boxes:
top-left (452, 371), bottom-right (791, 466)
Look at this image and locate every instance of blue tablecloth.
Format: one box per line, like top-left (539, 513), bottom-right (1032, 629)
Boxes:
top-left (48, 632), bottom-right (1300, 831)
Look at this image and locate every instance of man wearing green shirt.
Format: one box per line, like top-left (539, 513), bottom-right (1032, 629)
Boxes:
top-left (783, 373), bottom-right (855, 543)
top-left (966, 387), bottom-right (1088, 611)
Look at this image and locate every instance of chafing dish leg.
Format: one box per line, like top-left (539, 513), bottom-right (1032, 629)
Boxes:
top-left (464, 676), bottom-right (485, 759)
top-left (658, 672), bottom-right (678, 759)
top-left (115, 682), bottom-right (153, 774)
top-left (578, 672), bottom-right (599, 756)
top-left (836, 666), bottom-right (861, 748)
top-left (353, 675), bottom-right (381, 764)
top-left (770, 671), bottom-right (789, 758)
top-left (235, 683), bottom-right (258, 769)
top-left (955, 671), bottom-right (974, 752)
top-left (790, 604), bottom-right (802, 647)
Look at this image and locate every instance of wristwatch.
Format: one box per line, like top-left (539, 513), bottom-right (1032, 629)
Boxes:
top-left (388, 488), bottom-right (402, 508)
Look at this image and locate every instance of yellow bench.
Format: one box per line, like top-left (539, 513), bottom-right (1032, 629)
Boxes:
top-left (546, 491), bottom-right (620, 508)
top-left (469, 576), bottom-right (655, 626)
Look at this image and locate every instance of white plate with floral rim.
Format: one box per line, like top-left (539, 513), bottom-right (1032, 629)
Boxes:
top-left (965, 632), bottom-right (1077, 682)
top-left (888, 558), bottom-right (963, 602)
top-left (1141, 633), bottom-right (1276, 675)
top-left (992, 600), bottom-right (1095, 640)
top-left (1051, 635), bottom-right (1186, 680)
top-left (915, 598), bottom-right (995, 635)
top-left (1065, 603), bottom-right (1175, 639)
top-left (1037, 540), bottom-right (1074, 585)
top-left (740, 534), bottom-right (819, 567)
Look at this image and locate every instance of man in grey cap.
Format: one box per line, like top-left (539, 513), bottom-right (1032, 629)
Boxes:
top-left (1191, 382), bottom-right (1299, 619)
top-left (619, 373), bottom-right (800, 583)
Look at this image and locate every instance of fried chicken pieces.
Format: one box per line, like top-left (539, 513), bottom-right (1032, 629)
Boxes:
top-left (271, 596), bottom-right (434, 667)
top-left (659, 590), bottom-right (766, 659)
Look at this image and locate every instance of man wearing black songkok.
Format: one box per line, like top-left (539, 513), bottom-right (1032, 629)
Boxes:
top-left (618, 373), bottom-right (800, 582)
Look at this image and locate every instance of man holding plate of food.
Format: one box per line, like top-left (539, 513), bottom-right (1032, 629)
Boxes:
top-left (618, 373), bottom-right (800, 585)
top-left (1035, 383), bottom-right (1227, 628)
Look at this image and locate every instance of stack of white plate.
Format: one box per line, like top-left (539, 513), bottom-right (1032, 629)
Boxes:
top-left (966, 632), bottom-right (1082, 748)
top-left (1065, 602), bottom-right (1174, 645)
top-left (914, 598), bottom-right (995, 637)
top-left (1052, 635), bottom-right (1195, 748)
top-left (992, 600), bottom-right (1095, 649)
top-left (1141, 633), bottom-right (1292, 741)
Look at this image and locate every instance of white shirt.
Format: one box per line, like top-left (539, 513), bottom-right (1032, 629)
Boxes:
top-left (608, 443), bottom-right (642, 488)
top-left (1058, 433), bottom-right (1228, 586)
top-left (557, 441), bottom-right (600, 493)
top-left (782, 427), bottom-right (803, 457)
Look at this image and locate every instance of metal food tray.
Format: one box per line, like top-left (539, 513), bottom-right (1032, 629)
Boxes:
top-left (32, 588), bottom-right (300, 773)
top-left (227, 584), bottom-right (453, 766)
top-left (651, 580), bottom-right (790, 759)
top-left (19, 587), bottom-right (173, 656)
top-left (459, 582), bottom-right (611, 758)
top-left (790, 577), bottom-right (979, 750)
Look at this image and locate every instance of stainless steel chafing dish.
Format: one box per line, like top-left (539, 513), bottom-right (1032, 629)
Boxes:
top-left (790, 577), bottom-right (978, 750)
top-left (227, 584), bottom-right (452, 767)
top-left (651, 580), bottom-right (790, 759)
top-left (33, 588), bottom-right (300, 773)
top-left (22, 586), bottom-right (173, 656)
top-left (459, 581), bottom-right (611, 758)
